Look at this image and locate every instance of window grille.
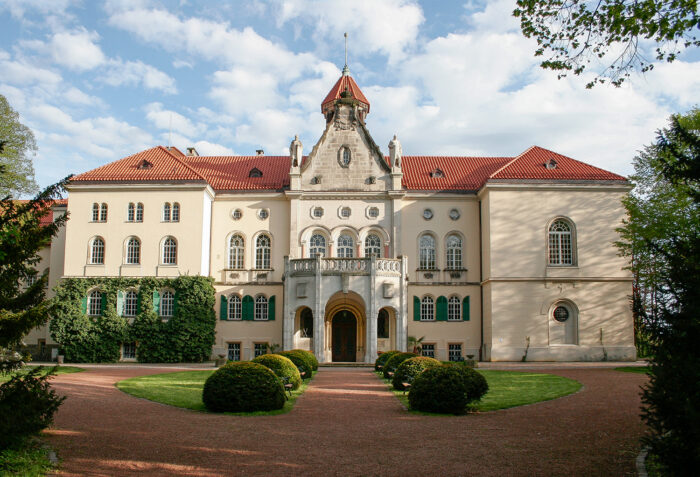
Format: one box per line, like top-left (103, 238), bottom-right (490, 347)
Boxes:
top-left (88, 290), bottom-right (102, 316)
top-left (172, 203), bottom-right (180, 222)
top-left (228, 295), bottom-right (242, 320)
top-left (421, 344), bottom-right (435, 358)
top-left (127, 203), bottom-right (135, 222)
top-left (136, 203), bottom-right (143, 222)
top-left (448, 296), bottom-right (461, 321)
top-left (548, 220), bottom-right (573, 265)
top-left (229, 234), bottom-right (244, 269)
top-left (364, 234), bottom-right (382, 257)
top-left (448, 344), bottom-right (462, 361)
top-left (99, 203), bottom-right (108, 221)
top-left (122, 342), bottom-right (136, 359)
top-left (421, 296), bottom-right (435, 321)
top-left (368, 207), bottom-right (379, 218)
top-left (124, 291), bottom-right (138, 317)
top-left (92, 203), bottom-right (100, 221)
top-left (309, 234), bottom-right (326, 257)
top-left (254, 343), bottom-right (267, 358)
top-left (337, 234), bottom-right (354, 258)
top-left (419, 234), bottom-right (436, 269)
top-left (341, 207), bottom-right (351, 218)
top-left (162, 237), bottom-right (177, 264)
top-left (313, 207), bottom-right (323, 218)
top-left (126, 237), bottom-right (140, 264)
top-left (232, 209), bottom-right (242, 220)
top-left (160, 291), bottom-right (174, 317)
top-left (255, 234), bottom-right (271, 269)
top-left (163, 203), bottom-right (171, 222)
top-left (255, 295), bottom-right (268, 320)
top-left (227, 342), bottom-right (241, 361)
top-left (90, 238), bottom-right (104, 264)
top-left (446, 234), bottom-right (462, 269)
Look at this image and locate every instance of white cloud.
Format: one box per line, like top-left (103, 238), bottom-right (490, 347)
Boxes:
top-left (144, 102), bottom-right (203, 136)
top-left (63, 87), bottom-right (103, 106)
top-left (0, 57), bottom-right (62, 86)
top-left (0, 0), bottom-right (75, 21)
top-left (49, 29), bottom-right (106, 71)
top-left (192, 140), bottom-right (235, 156)
top-left (99, 59), bottom-right (177, 94)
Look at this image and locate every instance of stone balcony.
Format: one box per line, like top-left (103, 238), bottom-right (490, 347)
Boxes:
top-left (288, 257), bottom-right (403, 277)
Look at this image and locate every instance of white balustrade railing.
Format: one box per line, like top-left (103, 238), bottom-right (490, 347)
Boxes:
top-left (289, 257), bottom-right (402, 276)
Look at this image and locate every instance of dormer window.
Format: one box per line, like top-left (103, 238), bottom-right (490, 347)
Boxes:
top-left (545, 158), bottom-right (558, 169)
top-left (249, 168), bottom-right (263, 178)
top-left (429, 168), bottom-right (444, 178)
top-left (137, 159), bottom-right (153, 170)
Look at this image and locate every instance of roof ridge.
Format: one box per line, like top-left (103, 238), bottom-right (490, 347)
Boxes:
top-left (487, 146), bottom-right (533, 179)
top-left (159, 146), bottom-right (208, 182)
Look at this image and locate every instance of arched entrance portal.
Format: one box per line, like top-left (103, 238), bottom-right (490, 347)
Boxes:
top-left (332, 310), bottom-right (357, 362)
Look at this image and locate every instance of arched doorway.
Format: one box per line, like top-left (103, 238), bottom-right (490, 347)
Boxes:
top-left (332, 310), bottom-right (357, 362)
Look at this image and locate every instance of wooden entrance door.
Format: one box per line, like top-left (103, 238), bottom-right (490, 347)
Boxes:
top-left (332, 311), bottom-right (357, 362)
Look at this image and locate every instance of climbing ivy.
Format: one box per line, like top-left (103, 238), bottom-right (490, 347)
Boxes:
top-left (50, 276), bottom-right (216, 363)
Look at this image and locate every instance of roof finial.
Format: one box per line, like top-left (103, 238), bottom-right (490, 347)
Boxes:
top-left (342, 32), bottom-right (349, 76)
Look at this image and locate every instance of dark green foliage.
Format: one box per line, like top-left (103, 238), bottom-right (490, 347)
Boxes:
top-left (253, 354), bottom-right (302, 390)
top-left (278, 351), bottom-right (313, 379)
top-left (408, 365), bottom-right (470, 414)
top-left (292, 349), bottom-right (318, 371)
top-left (392, 356), bottom-right (440, 390)
top-left (0, 367), bottom-right (65, 449)
top-left (0, 94), bottom-right (39, 196)
top-left (202, 362), bottom-right (285, 413)
top-left (382, 352), bottom-right (417, 379)
top-left (50, 276), bottom-right (216, 363)
top-left (445, 362), bottom-right (490, 402)
top-left (374, 350), bottom-right (399, 371)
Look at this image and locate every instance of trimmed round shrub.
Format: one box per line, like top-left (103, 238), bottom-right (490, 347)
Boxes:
top-left (202, 362), bottom-right (285, 412)
top-left (292, 349), bottom-right (318, 371)
top-left (279, 351), bottom-right (313, 379)
top-left (383, 352), bottom-right (418, 379)
top-left (375, 350), bottom-right (400, 371)
top-left (253, 354), bottom-right (302, 390)
top-left (445, 362), bottom-right (489, 402)
top-left (392, 356), bottom-right (441, 390)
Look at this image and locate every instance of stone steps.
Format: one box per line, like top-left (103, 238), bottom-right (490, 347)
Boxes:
top-left (319, 362), bottom-right (374, 367)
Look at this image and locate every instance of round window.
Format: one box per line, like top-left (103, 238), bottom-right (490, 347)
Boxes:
top-left (258, 209), bottom-right (269, 220)
top-left (449, 208), bottom-right (460, 220)
top-left (232, 209), bottom-right (242, 220)
top-left (553, 306), bottom-right (570, 322)
top-left (423, 209), bottom-right (434, 220)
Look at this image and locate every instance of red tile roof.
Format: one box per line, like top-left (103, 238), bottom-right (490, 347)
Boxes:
top-left (182, 155), bottom-right (291, 191)
top-left (71, 146), bottom-right (206, 183)
top-left (401, 156), bottom-right (512, 191)
top-left (8, 199), bottom-right (67, 226)
top-left (321, 74), bottom-right (370, 114)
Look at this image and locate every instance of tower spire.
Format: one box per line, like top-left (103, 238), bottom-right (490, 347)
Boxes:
top-left (342, 32), bottom-right (349, 76)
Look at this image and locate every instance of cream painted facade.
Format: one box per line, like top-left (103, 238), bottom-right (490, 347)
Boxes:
top-left (26, 71), bottom-right (636, 362)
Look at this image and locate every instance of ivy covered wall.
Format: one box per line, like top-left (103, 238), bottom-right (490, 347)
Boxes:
top-left (50, 276), bottom-right (216, 363)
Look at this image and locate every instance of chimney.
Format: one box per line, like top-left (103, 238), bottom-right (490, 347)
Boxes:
top-left (256, 149), bottom-right (264, 156)
top-left (186, 147), bottom-right (199, 157)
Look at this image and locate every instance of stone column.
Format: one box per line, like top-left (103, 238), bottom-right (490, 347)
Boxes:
top-left (313, 254), bottom-right (325, 362)
top-left (398, 256), bottom-right (408, 351)
top-left (283, 256), bottom-right (293, 350)
top-left (366, 256), bottom-right (378, 363)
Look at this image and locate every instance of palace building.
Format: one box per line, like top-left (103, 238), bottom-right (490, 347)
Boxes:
top-left (26, 67), bottom-right (636, 363)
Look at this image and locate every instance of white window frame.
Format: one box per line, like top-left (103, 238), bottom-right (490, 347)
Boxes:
top-left (127, 203), bottom-right (135, 222)
top-left (124, 290), bottom-right (138, 317)
top-left (548, 219), bottom-right (574, 266)
top-left (162, 237), bottom-right (177, 265)
top-left (228, 234), bottom-right (245, 269)
top-left (446, 234), bottom-right (463, 270)
top-left (419, 234), bottom-right (436, 270)
top-left (255, 234), bottom-right (271, 269)
top-left (90, 237), bottom-right (105, 264)
top-left (160, 290), bottom-right (174, 317)
top-left (92, 203), bottom-right (100, 221)
top-left (309, 234), bottom-right (326, 257)
top-left (88, 290), bottom-right (102, 316)
top-left (448, 296), bottom-right (461, 321)
top-left (421, 343), bottom-right (435, 358)
top-left (254, 342), bottom-right (267, 357)
top-left (228, 294), bottom-right (242, 321)
top-left (364, 234), bottom-right (382, 258)
top-left (337, 234), bottom-right (354, 258)
top-left (420, 296), bottom-right (435, 321)
top-left (254, 295), bottom-right (268, 321)
top-left (227, 342), bottom-right (241, 361)
top-left (99, 203), bottom-right (108, 222)
top-left (126, 237), bottom-right (141, 264)
top-left (163, 202), bottom-right (171, 222)
top-left (122, 342), bottom-right (137, 360)
top-left (448, 343), bottom-right (462, 362)
top-left (172, 202), bottom-right (180, 222)
top-left (136, 203), bottom-right (143, 222)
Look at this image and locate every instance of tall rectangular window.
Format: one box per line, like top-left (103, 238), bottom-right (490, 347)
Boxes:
top-left (254, 343), bottom-right (267, 358)
top-left (448, 296), bottom-right (461, 321)
top-left (421, 344), bottom-right (435, 358)
top-left (227, 342), bottom-right (241, 361)
top-left (448, 344), bottom-right (462, 362)
top-left (122, 342), bottom-right (136, 359)
top-left (124, 291), bottom-right (138, 317)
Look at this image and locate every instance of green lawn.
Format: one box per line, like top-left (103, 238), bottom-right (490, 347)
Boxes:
top-left (116, 370), bottom-right (314, 416)
top-left (0, 365), bottom-right (84, 383)
top-left (0, 442), bottom-right (55, 476)
top-left (614, 366), bottom-right (650, 374)
top-left (376, 369), bottom-right (582, 413)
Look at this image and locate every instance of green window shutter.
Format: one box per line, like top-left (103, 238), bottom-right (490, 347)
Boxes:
top-left (242, 295), bottom-right (254, 321)
top-left (436, 296), bottom-right (447, 321)
top-left (136, 292), bottom-right (141, 314)
top-left (268, 295), bottom-right (275, 321)
top-left (152, 289), bottom-right (160, 314)
top-left (100, 293), bottom-right (107, 316)
top-left (413, 296), bottom-right (420, 321)
top-left (116, 290), bottom-right (124, 317)
top-left (220, 294), bottom-right (228, 320)
top-left (80, 296), bottom-right (87, 314)
top-left (462, 296), bottom-right (470, 321)
top-left (173, 292), bottom-right (179, 316)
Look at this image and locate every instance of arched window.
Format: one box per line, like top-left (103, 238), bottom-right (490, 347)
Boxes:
top-left (300, 307), bottom-right (313, 337)
top-left (163, 202), bottom-right (171, 222)
top-left (446, 234), bottom-right (463, 269)
top-left (228, 234), bottom-right (245, 269)
top-left (378, 308), bottom-right (389, 338)
top-left (339, 146), bottom-right (351, 167)
top-left (419, 234), bottom-right (436, 270)
top-left (309, 234), bottom-right (326, 257)
top-left (127, 203), bottom-right (135, 222)
top-left (448, 296), bottom-right (461, 321)
top-left (124, 291), bottom-right (138, 317)
top-left (99, 203), bottom-right (108, 222)
top-left (255, 234), bottom-right (271, 269)
top-left (337, 234), bottom-right (354, 258)
top-left (90, 237), bottom-right (104, 264)
top-left (160, 290), bottom-right (174, 317)
top-left (126, 237), bottom-right (141, 264)
top-left (172, 203), bottom-right (180, 222)
top-left (548, 219), bottom-right (574, 265)
top-left (420, 296), bottom-right (435, 321)
top-left (92, 203), bottom-right (100, 221)
top-left (88, 290), bottom-right (102, 316)
top-left (364, 234), bottom-right (382, 258)
top-left (136, 203), bottom-right (144, 222)
top-left (255, 295), bottom-right (268, 320)
top-left (162, 237), bottom-right (177, 265)
top-left (228, 294), bottom-right (242, 320)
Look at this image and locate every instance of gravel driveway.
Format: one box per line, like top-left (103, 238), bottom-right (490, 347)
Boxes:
top-left (44, 365), bottom-right (647, 476)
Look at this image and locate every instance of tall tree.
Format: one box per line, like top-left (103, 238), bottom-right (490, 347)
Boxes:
top-left (514, 1), bottom-right (700, 87)
top-left (0, 94), bottom-right (38, 197)
top-left (617, 108), bottom-right (700, 474)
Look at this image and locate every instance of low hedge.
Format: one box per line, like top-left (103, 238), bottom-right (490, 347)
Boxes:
top-left (293, 349), bottom-right (318, 371)
top-left (278, 351), bottom-right (313, 379)
top-left (392, 356), bottom-right (441, 390)
top-left (202, 362), bottom-right (285, 412)
top-left (253, 354), bottom-right (302, 390)
top-left (445, 362), bottom-right (489, 402)
top-left (408, 365), bottom-right (489, 414)
top-left (383, 352), bottom-right (418, 379)
top-left (375, 350), bottom-right (400, 371)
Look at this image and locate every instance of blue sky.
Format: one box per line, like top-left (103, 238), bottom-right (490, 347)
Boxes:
top-left (1, 0), bottom-right (698, 191)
